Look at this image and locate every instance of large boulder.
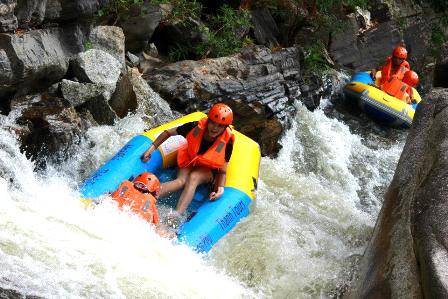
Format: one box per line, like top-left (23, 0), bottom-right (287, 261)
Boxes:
top-left (118, 3), bottom-right (162, 52)
top-left (0, 25), bottom-right (86, 100)
top-left (144, 45), bottom-right (308, 156)
top-left (110, 67), bottom-right (173, 124)
top-left (329, 17), bottom-right (402, 71)
top-left (348, 88), bottom-right (448, 298)
top-left (89, 25), bottom-right (125, 68)
top-left (11, 93), bottom-right (86, 169)
top-left (71, 48), bottom-right (121, 87)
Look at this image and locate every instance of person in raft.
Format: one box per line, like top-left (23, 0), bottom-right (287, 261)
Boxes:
top-left (111, 172), bottom-right (161, 225)
top-left (371, 46), bottom-right (411, 88)
top-left (140, 103), bottom-right (235, 228)
top-left (401, 70), bottom-right (419, 104)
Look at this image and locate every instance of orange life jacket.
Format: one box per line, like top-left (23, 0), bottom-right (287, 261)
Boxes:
top-left (380, 56), bottom-right (410, 85)
top-left (111, 180), bottom-right (159, 224)
top-left (381, 77), bottom-right (410, 101)
top-left (177, 117), bottom-right (235, 169)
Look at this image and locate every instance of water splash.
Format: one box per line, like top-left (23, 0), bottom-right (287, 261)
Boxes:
top-left (0, 87), bottom-right (405, 298)
top-left (210, 101), bottom-right (404, 298)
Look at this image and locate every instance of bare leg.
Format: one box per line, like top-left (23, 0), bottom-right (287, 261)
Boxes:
top-left (175, 167), bottom-right (213, 214)
top-left (159, 167), bottom-right (191, 197)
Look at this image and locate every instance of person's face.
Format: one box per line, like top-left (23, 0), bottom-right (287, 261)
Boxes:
top-left (206, 119), bottom-right (226, 139)
top-left (392, 56), bottom-right (404, 66)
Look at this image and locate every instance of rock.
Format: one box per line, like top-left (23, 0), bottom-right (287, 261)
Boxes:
top-left (229, 99), bottom-right (282, 156)
top-left (151, 17), bottom-right (206, 58)
top-left (0, 25), bottom-right (86, 100)
top-left (144, 45), bottom-right (309, 156)
top-left (110, 67), bottom-right (173, 124)
top-left (60, 79), bottom-right (111, 107)
top-left (0, 0), bottom-right (17, 32)
top-left (79, 95), bottom-right (117, 125)
top-left (89, 25), bottom-right (125, 67)
top-left (403, 18), bottom-right (433, 71)
top-left (329, 18), bottom-right (403, 71)
top-left (433, 42), bottom-right (448, 88)
top-left (71, 49), bottom-right (121, 87)
top-left (15, 0), bottom-right (111, 28)
top-left (348, 88), bottom-right (448, 298)
top-left (250, 7), bottom-right (279, 47)
top-left (108, 69), bottom-right (139, 118)
top-left (126, 51), bottom-right (140, 67)
top-left (118, 3), bottom-right (162, 52)
top-left (11, 93), bottom-right (85, 169)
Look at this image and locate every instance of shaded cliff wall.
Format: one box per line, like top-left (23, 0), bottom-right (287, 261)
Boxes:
top-left (349, 87), bottom-right (448, 298)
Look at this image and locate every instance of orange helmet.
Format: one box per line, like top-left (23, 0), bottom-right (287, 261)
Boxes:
top-left (133, 172), bottom-right (161, 197)
top-left (208, 103), bottom-right (233, 125)
top-left (403, 70), bottom-right (419, 87)
top-left (393, 47), bottom-right (407, 59)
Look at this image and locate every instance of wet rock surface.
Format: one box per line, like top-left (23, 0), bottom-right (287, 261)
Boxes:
top-left (11, 94), bottom-right (86, 169)
top-left (348, 88), bottom-right (448, 298)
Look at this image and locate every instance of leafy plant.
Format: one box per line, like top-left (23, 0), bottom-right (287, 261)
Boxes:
top-left (97, 0), bottom-right (144, 17)
top-left (194, 5), bottom-right (253, 58)
top-left (431, 24), bottom-right (446, 57)
top-left (303, 43), bottom-right (331, 74)
top-left (84, 40), bottom-right (93, 50)
top-left (167, 43), bottom-right (191, 61)
top-left (167, 0), bottom-right (202, 23)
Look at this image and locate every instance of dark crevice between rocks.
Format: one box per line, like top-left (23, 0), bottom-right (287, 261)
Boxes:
top-left (0, 97), bottom-right (12, 115)
top-left (0, 287), bottom-right (42, 299)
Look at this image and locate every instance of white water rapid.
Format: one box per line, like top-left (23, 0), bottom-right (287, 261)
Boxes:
top-left (0, 93), bottom-right (406, 298)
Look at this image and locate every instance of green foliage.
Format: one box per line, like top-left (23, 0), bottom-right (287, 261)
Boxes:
top-left (193, 5), bottom-right (253, 58)
top-left (97, 0), bottom-right (144, 17)
top-left (167, 44), bottom-right (191, 61)
top-left (84, 40), bottom-right (93, 50)
top-left (98, 0), bottom-right (202, 26)
top-left (303, 43), bottom-right (331, 74)
top-left (165, 0), bottom-right (202, 23)
top-left (431, 25), bottom-right (446, 47)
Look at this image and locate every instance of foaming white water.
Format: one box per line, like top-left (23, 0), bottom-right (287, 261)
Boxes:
top-left (210, 101), bottom-right (404, 298)
top-left (1, 92), bottom-right (405, 298)
top-left (0, 113), bottom-right (256, 298)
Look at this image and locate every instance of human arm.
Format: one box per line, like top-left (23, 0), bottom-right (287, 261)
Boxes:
top-left (210, 164), bottom-right (228, 200)
top-left (141, 127), bottom-right (177, 162)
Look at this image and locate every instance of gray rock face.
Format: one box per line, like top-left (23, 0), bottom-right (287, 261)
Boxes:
top-left (60, 79), bottom-right (110, 107)
top-left (144, 45), bottom-right (308, 156)
top-left (14, 0), bottom-right (110, 29)
top-left (71, 49), bottom-right (121, 86)
top-left (0, 25), bottom-right (85, 100)
top-left (119, 3), bottom-right (162, 52)
top-left (11, 93), bottom-right (85, 169)
top-left (110, 67), bottom-right (173, 123)
top-left (0, 0), bottom-right (17, 32)
top-left (146, 45), bottom-right (301, 118)
top-left (330, 18), bottom-right (403, 71)
top-left (434, 42), bottom-right (448, 88)
top-left (89, 25), bottom-right (125, 67)
top-left (250, 8), bottom-right (279, 47)
top-left (348, 88), bottom-right (448, 298)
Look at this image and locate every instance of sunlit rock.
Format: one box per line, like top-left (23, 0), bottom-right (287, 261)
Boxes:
top-left (89, 25), bottom-right (125, 68)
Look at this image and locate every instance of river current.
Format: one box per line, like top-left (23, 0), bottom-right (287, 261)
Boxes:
top-left (0, 89), bottom-right (406, 298)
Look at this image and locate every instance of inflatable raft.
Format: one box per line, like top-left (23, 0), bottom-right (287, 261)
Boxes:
top-left (343, 71), bottom-right (421, 128)
top-left (80, 112), bottom-right (261, 253)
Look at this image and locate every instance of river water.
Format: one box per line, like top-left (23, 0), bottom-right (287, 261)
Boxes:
top-left (0, 89), bottom-right (406, 298)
